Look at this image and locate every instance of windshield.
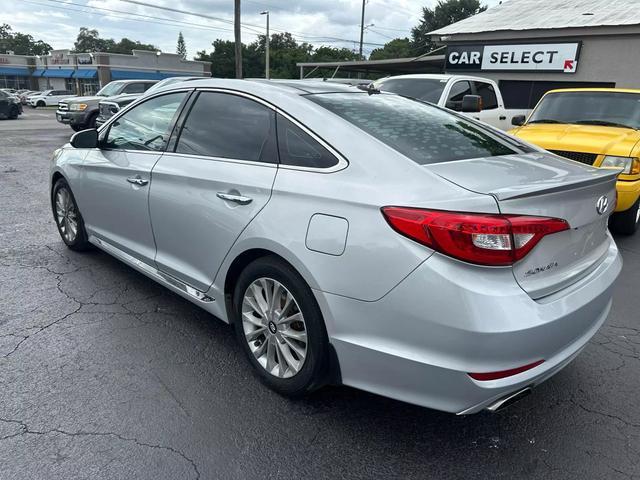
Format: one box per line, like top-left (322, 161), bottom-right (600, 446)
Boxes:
top-left (528, 91), bottom-right (640, 129)
top-left (307, 92), bottom-right (519, 165)
top-left (96, 82), bottom-right (124, 97)
top-left (374, 78), bottom-right (446, 103)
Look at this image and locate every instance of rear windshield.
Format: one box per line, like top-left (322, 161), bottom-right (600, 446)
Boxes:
top-left (307, 92), bottom-right (517, 164)
top-left (374, 78), bottom-right (446, 103)
top-left (528, 91), bottom-right (640, 130)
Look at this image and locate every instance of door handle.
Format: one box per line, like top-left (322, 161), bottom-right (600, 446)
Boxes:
top-left (216, 192), bottom-right (253, 205)
top-left (126, 176), bottom-right (149, 186)
top-left (499, 116), bottom-right (507, 120)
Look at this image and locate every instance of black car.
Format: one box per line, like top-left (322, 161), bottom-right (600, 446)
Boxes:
top-left (0, 90), bottom-right (22, 119)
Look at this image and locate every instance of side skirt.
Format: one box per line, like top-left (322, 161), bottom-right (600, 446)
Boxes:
top-left (89, 235), bottom-right (227, 320)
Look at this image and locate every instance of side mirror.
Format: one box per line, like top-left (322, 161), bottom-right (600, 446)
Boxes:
top-left (70, 128), bottom-right (98, 149)
top-left (461, 94), bottom-right (482, 113)
top-left (511, 115), bottom-right (526, 127)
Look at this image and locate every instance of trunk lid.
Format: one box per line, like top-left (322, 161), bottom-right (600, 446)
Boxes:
top-left (426, 152), bottom-right (619, 298)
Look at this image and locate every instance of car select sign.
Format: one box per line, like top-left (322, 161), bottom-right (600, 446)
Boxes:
top-left (446, 43), bottom-right (580, 73)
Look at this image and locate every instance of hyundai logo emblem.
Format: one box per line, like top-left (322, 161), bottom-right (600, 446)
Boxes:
top-left (596, 195), bottom-right (609, 215)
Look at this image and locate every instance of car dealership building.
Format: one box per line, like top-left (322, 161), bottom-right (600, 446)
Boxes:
top-left (429, 0), bottom-right (640, 109)
top-left (0, 49), bottom-right (210, 94)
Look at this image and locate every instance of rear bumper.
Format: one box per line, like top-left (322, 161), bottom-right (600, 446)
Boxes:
top-left (318, 237), bottom-right (621, 414)
top-left (615, 178), bottom-right (640, 211)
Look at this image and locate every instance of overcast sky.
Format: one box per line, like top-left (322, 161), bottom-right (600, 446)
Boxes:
top-left (0, 0), bottom-right (503, 57)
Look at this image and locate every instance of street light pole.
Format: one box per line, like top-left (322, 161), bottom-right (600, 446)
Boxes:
top-left (261, 10), bottom-right (270, 79)
top-left (358, 0), bottom-right (366, 60)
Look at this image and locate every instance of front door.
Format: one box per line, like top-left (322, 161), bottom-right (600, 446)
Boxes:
top-left (149, 91), bottom-right (278, 291)
top-left (77, 91), bottom-right (189, 265)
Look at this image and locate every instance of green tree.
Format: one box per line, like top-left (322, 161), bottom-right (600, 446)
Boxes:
top-left (411, 0), bottom-right (486, 54)
top-left (176, 32), bottom-right (187, 59)
top-left (369, 38), bottom-right (412, 60)
top-left (0, 23), bottom-right (52, 55)
top-left (72, 27), bottom-right (157, 54)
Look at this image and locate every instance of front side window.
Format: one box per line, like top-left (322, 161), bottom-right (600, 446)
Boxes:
top-left (277, 115), bottom-right (338, 169)
top-left (374, 78), bottom-right (446, 104)
top-left (446, 81), bottom-right (472, 111)
top-left (123, 83), bottom-right (145, 94)
top-left (308, 92), bottom-right (519, 165)
top-left (104, 92), bottom-right (187, 151)
top-left (528, 91), bottom-right (640, 129)
top-left (97, 81), bottom-right (124, 97)
top-left (473, 82), bottom-right (498, 110)
top-left (176, 92), bottom-right (276, 163)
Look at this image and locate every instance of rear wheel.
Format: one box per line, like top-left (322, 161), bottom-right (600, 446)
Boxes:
top-left (609, 197), bottom-right (640, 236)
top-left (233, 256), bottom-right (330, 396)
top-left (8, 105), bottom-right (18, 119)
top-left (52, 178), bottom-right (91, 251)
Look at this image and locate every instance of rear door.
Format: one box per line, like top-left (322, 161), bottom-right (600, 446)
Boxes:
top-left (149, 90), bottom-right (278, 291)
top-left (472, 80), bottom-right (508, 130)
top-left (77, 91), bottom-right (189, 265)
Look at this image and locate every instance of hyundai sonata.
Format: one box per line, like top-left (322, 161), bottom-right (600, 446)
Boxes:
top-left (50, 79), bottom-right (621, 414)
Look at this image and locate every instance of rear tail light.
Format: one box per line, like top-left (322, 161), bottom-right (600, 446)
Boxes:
top-left (468, 360), bottom-right (544, 381)
top-left (381, 207), bottom-right (569, 266)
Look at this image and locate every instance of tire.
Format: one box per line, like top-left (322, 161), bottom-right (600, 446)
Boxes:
top-left (36, 100), bottom-right (45, 108)
top-left (233, 256), bottom-right (330, 396)
top-left (70, 125), bottom-right (82, 132)
top-left (610, 197), bottom-right (640, 235)
top-left (8, 105), bottom-right (18, 119)
top-left (86, 112), bottom-right (98, 129)
top-left (51, 178), bottom-right (91, 251)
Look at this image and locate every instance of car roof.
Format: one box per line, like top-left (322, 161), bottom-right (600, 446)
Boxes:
top-left (376, 73), bottom-right (496, 83)
top-left (152, 78), bottom-right (361, 96)
top-left (545, 88), bottom-right (640, 95)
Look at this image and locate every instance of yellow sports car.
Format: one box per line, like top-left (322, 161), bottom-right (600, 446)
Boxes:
top-left (510, 88), bottom-right (640, 234)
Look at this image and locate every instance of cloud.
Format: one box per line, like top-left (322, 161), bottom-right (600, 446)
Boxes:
top-left (1, 0), bottom-right (502, 56)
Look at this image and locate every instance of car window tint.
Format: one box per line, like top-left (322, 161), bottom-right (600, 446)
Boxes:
top-left (104, 92), bottom-right (187, 151)
top-left (176, 92), bottom-right (277, 163)
top-left (375, 78), bottom-right (446, 103)
top-left (276, 115), bottom-right (338, 168)
top-left (308, 92), bottom-right (517, 165)
top-left (123, 83), bottom-right (145, 94)
top-left (143, 83), bottom-right (156, 91)
top-left (446, 81), bottom-right (472, 111)
top-left (473, 82), bottom-right (498, 110)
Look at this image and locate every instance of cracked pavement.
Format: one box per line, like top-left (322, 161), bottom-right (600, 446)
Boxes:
top-left (1, 110), bottom-right (639, 479)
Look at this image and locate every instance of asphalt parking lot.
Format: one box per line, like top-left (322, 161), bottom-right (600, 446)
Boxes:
top-left (1, 109), bottom-right (639, 480)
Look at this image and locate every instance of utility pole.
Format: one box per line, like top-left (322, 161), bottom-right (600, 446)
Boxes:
top-left (234, 0), bottom-right (242, 78)
top-left (261, 11), bottom-right (270, 79)
top-left (358, 0), bottom-right (366, 60)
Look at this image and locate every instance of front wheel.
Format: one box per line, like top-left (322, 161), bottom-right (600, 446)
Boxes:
top-left (609, 197), bottom-right (640, 236)
top-left (52, 178), bottom-right (91, 251)
top-left (233, 256), bottom-right (330, 396)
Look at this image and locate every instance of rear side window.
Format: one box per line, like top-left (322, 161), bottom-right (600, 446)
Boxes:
top-left (276, 115), bottom-right (338, 169)
top-left (307, 92), bottom-right (516, 165)
top-left (176, 92), bottom-right (277, 163)
top-left (473, 82), bottom-right (498, 110)
top-left (375, 78), bottom-right (446, 103)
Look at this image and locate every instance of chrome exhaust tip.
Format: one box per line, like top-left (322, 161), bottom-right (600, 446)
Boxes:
top-left (486, 387), bottom-right (532, 413)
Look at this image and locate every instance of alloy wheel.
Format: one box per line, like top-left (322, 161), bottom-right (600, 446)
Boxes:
top-left (241, 277), bottom-right (308, 378)
top-left (55, 187), bottom-right (78, 243)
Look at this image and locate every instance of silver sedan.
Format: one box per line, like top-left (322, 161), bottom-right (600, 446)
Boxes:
top-left (50, 79), bottom-right (622, 414)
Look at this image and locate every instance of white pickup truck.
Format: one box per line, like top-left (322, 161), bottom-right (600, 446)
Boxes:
top-left (373, 74), bottom-right (526, 131)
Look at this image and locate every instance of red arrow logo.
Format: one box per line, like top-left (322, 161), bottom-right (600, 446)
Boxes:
top-left (564, 60), bottom-right (574, 71)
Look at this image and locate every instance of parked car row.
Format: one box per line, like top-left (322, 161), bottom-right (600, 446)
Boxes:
top-left (0, 89), bottom-right (23, 119)
top-left (50, 78), bottom-right (623, 414)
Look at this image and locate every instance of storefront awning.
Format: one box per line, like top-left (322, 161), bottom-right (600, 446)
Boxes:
top-left (0, 66), bottom-right (31, 77)
top-left (74, 69), bottom-right (97, 79)
top-left (42, 69), bottom-right (75, 78)
top-left (111, 69), bottom-right (162, 80)
top-left (32, 69), bottom-right (46, 77)
top-left (158, 71), bottom-right (201, 79)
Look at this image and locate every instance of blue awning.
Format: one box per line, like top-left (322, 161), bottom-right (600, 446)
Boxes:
top-left (32, 69), bottom-right (46, 77)
top-left (158, 71), bottom-right (201, 79)
top-left (74, 69), bottom-right (97, 79)
top-left (42, 69), bottom-right (75, 78)
top-left (111, 69), bottom-right (162, 80)
top-left (0, 66), bottom-right (30, 77)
